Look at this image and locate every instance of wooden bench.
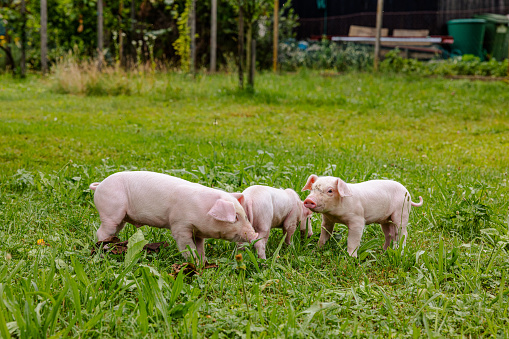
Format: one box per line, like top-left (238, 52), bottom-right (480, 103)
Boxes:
top-left (329, 26), bottom-right (452, 59)
top-left (348, 25), bottom-right (389, 38)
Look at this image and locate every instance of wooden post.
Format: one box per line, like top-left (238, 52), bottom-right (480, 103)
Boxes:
top-left (189, 0), bottom-right (196, 75)
top-left (249, 39), bottom-right (255, 87)
top-left (246, 23), bottom-right (252, 86)
top-left (20, 0), bottom-right (26, 77)
top-left (273, 0), bottom-right (279, 72)
top-left (97, 0), bottom-right (104, 70)
top-left (130, 0), bottom-right (136, 67)
top-left (40, 0), bottom-right (48, 74)
top-left (210, 0), bottom-right (217, 72)
top-left (238, 5), bottom-right (244, 88)
top-left (373, 0), bottom-right (383, 71)
top-left (119, 0), bottom-right (124, 66)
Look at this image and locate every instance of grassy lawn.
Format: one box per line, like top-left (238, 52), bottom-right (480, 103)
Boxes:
top-left (1, 71), bottom-right (508, 337)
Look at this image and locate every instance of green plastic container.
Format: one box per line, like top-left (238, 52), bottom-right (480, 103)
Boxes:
top-left (447, 18), bottom-right (486, 60)
top-left (474, 13), bottom-right (509, 61)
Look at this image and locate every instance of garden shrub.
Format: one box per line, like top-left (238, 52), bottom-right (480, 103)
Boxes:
top-left (280, 43), bottom-right (508, 77)
top-left (278, 40), bottom-right (374, 72)
top-left (380, 49), bottom-right (427, 74)
top-left (382, 49), bottom-right (509, 77)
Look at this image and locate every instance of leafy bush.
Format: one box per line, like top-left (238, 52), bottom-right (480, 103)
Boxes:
top-left (379, 49), bottom-right (427, 74)
top-left (381, 49), bottom-right (509, 77)
top-left (256, 0), bottom-right (300, 70)
top-left (278, 40), bottom-right (374, 72)
top-left (278, 42), bottom-right (507, 76)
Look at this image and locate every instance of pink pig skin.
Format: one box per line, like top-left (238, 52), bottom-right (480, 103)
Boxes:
top-left (240, 185), bottom-right (313, 259)
top-left (89, 171), bottom-right (258, 260)
top-left (302, 175), bottom-right (423, 257)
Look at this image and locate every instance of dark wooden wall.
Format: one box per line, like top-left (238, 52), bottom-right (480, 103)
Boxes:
top-left (285, 0), bottom-right (509, 38)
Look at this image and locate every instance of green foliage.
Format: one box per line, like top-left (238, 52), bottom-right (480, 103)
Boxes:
top-left (437, 183), bottom-right (493, 240)
top-left (125, 229), bottom-right (149, 267)
top-left (0, 0), bottom-right (301, 73)
top-left (246, 0), bottom-right (300, 70)
top-left (172, 0), bottom-right (191, 73)
top-left (381, 49), bottom-right (509, 77)
top-left (279, 40), bottom-right (374, 71)
top-left (420, 237), bottom-right (460, 289)
top-left (277, 44), bottom-right (508, 76)
top-left (380, 49), bottom-right (425, 74)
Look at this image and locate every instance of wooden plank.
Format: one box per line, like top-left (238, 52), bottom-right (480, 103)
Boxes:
top-left (348, 25), bottom-right (388, 37)
top-left (390, 29), bottom-right (431, 46)
top-left (332, 36), bottom-right (443, 43)
top-left (393, 29), bottom-right (429, 37)
top-left (374, 0), bottom-right (384, 71)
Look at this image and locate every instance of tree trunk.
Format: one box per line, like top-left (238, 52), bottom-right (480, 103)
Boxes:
top-left (0, 46), bottom-right (15, 71)
top-left (246, 22), bottom-right (252, 88)
top-left (238, 6), bottom-right (244, 89)
top-left (373, 0), bottom-right (384, 71)
top-left (249, 39), bottom-right (255, 88)
top-left (20, 0), bottom-right (26, 77)
top-left (272, 0), bottom-right (279, 72)
top-left (40, 0), bottom-right (48, 74)
top-left (189, 0), bottom-right (196, 76)
top-left (130, 0), bottom-right (136, 67)
top-left (210, 0), bottom-right (217, 72)
top-left (119, 0), bottom-right (124, 66)
top-left (97, 0), bottom-right (104, 70)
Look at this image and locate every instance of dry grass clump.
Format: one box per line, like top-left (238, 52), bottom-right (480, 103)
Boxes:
top-left (50, 55), bottom-right (169, 96)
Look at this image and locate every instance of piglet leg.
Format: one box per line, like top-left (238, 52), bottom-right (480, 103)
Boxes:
top-left (346, 218), bottom-right (365, 257)
top-left (282, 219), bottom-right (297, 245)
top-left (254, 231), bottom-right (269, 259)
top-left (194, 237), bottom-right (207, 263)
top-left (381, 222), bottom-right (395, 250)
top-left (172, 227), bottom-right (199, 260)
top-left (318, 215), bottom-right (335, 247)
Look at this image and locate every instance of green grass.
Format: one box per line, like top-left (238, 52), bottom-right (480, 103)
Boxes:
top-left (1, 71), bottom-right (509, 337)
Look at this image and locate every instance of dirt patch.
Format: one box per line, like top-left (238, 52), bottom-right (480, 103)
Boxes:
top-left (91, 236), bottom-right (170, 255)
top-left (91, 237), bottom-right (219, 275)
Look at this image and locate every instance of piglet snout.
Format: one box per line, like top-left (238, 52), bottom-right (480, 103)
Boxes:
top-left (303, 198), bottom-right (317, 209)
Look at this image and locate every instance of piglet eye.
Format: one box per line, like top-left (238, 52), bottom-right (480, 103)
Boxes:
top-left (327, 189), bottom-right (333, 194)
top-left (235, 214), bottom-right (239, 222)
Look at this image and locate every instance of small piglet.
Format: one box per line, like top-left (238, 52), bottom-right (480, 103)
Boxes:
top-left (302, 175), bottom-right (423, 257)
top-left (240, 185), bottom-right (313, 259)
top-left (89, 171), bottom-right (258, 260)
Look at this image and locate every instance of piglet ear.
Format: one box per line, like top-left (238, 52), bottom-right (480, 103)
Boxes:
top-left (208, 199), bottom-right (236, 223)
top-left (302, 174), bottom-right (318, 191)
top-left (232, 193), bottom-right (253, 223)
top-left (337, 178), bottom-right (352, 197)
top-left (230, 193), bottom-right (245, 205)
top-left (245, 199), bottom-right (254, 224)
